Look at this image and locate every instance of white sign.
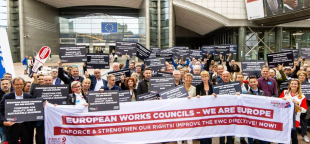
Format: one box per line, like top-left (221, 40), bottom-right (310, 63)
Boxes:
top-left (245, 0), bottom-right (265, 20)
top-left (31, 46), bottom-right (51, 73)
top-left (45, 95), bottom-right (293, 144)
top-left (0, 28), bottom-right (16, 78)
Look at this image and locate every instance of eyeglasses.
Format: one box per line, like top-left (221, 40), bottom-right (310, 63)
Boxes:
top-left (73, 86), bottom-right (81, 88)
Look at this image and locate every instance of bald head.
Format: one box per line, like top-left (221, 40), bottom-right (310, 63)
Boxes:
top-left (44, 75), bottom-right (53, 85)
top-left (222, 71), bottom-right (231, 83)
top-left (94, 69), bottom-right (101, 79)
top-left (113, 63), bottom-right (120, 71)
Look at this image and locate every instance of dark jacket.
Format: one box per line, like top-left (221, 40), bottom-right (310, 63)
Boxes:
top-left (58, 67), bottom-right (84, 93)
top-left (100, 85), bottom-right (122, 91)
top-left (196, 81), bottom-right (213, 96)
top-left (175, 79), bottom-right (183, 87)
top-left (0, 90), bottom-right (6, 101)
top-left (244, 88), bottom-right (265, 96)
top-left (29, 83), bottom-right (38, 96)
top-left (120, 83), bottom-right (137, 100)
top-left (0, 92), bottom-right (35, 132)
top-left (88, 74), bottom-right (108, 91)
top-left (137, 79), bottom-right (149, 95)
top-left (67, 93), bottom-right (88, 105)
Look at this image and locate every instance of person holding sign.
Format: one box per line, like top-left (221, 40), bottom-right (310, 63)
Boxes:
top-left (120, 77), bottom-right (137, 101)
top-left (137, 68), bottom-right (153, 95)
top-left (196, 71), bottom-right (213, 96)
top-left (99, 75), bottom-right (122, 92)
top-left (85, 70), bottom-right (108, 91)
top-left (258, 65), bottom-right (278, 97)
top-left (173, 70), bottom-right (183, 86)
top-left (0, 79), bottom-right (10, 143)
top-left (280, 79), bottom-right (306, 144)
top-left (0, 77), bottom-right (35, 144)
top-left (269, 64), bottom-right (287, 95)
top-left (51, 69), bottom-right (64, 85)
top-left (183, 73), bottom-right (196, 97)
top-left (67, 81), bottom-right (88, 106)
top-left (58, 59), bottom-right (84, 93)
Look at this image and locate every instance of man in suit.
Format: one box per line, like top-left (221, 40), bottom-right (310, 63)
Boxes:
top-left (58, 59), bottom-right (84, 93)
top-left (85, 69), bottom-right (107, 91)
top-left (51, 69), bottom-right (64, 85)
top-left (137, 68), bottom-right (152, 95)
top-left (0, 77), bottom-right (35, 144)
top-left (0, 78), bottom-right (11, 143)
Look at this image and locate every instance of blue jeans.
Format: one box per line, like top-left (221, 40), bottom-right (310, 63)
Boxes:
top-left (0, 127), bottom-right (7, 142)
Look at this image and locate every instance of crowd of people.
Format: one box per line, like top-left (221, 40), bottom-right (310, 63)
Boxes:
top-left (0, 52), bottom-right (309, 144)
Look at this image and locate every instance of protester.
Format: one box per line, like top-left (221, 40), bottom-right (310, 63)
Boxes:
top-left (245, 76), bottom-right (265, 96)
top-left (196, 71), bottom-right (213, 96)
top-left (51, 69), bottom-right (64, 85)
top-left (192, 65), bottom-right (201, 75)
top-left (184, 73), bottom-right (196, 97)
top-left (82, 78), bottom-right (91, 96)
top-left (120, 77), bottom-right (137, 101)
top-left (23, 81), bottom-right (31, 94)
top-left (22, 55), bottom-right (28, 75)
top-left (172, 57), bottom-right (190, 69)
top-left (167, 66), bottom-right (174, 73)
top-left (226, 53), bottom-right (241, 81)
top-left (66, 81), bottom-right (88, 106)
top-left (280, 79), bottom-right (306, 144)
top-left (235, 74), bottom-right (249, 93)
top-left (28, 56), bottom-right (34, 74)
top-left (137, 68), bottom-right (152, 95)
top-left (297, 70), bottom-right (310, 142)
top-left (307, 67), bottom-right (310, 83)
top-left (30, 73), bottom-right (45, 95)
top-left (85, 69), bottom-right (107, 91)
top-left (269, 64), bottom-right (287, 95)
top-left (99, 74), bottom-right (122, 91)
top-left (0, 77), bottom-right (35, 144)
top-left (58, 60), bottom-right (84, 93)
top-left (173, 70), bottom-right (183, 86)
top-left (135, 65), bottom-right (143, 81)
top-left (0, 78), bottom-right (11, 143)
top-left (258, 65), bottom-right (278, 97)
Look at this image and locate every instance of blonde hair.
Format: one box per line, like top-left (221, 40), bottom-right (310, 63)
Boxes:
top-left (71, 81), bottom-right (81, 89)
top-left (107, 74), bottom-right (115, 80)
top-left (82, 78), bottom-right (91, 84)
top-left (297, 71), bottom-right (307, 77)
top-left (200, 71), bottom-right (209, 77)
top-left (184, 73), bottom-right (193, 79)
top-left (286, 79), bottom-right (302, 96)
top-left (177, 65), bottom-right (183, 70)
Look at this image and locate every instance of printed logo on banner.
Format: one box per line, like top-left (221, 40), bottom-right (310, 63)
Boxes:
top-left (89, 107), bottom-right (99, 111)
top-left (271, 100), bottom-right (291, 108)
top-left (48, 137), bottom-right (66, 144)
top-left (7, 117), bottom-right (17, 121)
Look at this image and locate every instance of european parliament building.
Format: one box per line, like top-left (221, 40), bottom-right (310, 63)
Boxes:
top-left (3, 0), bottom-right (310, 62)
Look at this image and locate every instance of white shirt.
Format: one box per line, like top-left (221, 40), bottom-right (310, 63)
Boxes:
top-left (241, 83), bottom-right (247, 94)
top-left (75, 93), bottom-right (86, 106)
top-left (94, 79), bottom-right (104, 91)
top-left (15, 92), bottom-right (23, 99)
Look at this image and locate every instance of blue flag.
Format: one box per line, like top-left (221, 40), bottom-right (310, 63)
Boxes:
top-left (101, 22), bottom-right (117, 33)
top-left (0, 46), bottom-right (5, 78)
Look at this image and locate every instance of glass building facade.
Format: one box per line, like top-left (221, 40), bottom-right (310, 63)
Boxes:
top-left (59, 6), bottom-right (140, 53)
top-left (0, 0), bottom-right (6, 28)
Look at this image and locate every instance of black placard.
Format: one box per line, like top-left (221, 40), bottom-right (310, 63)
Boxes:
top-left (149, 77), bottom-right (175, 94)
top-left (229, 45), bottom-right (238, 55)
top-left (115, 41), bottom-right (137, 56)
top-left (156, 53), bottom-right (173, 63)
top-left (59, 45), bottom-right (87, 63)
top-left (301, 48), bottom-right (310, 59)
top-left (212, 82), bottom-right (242, 95)
top-left (160, 47), bottom-right (175, 53)
top-left (280, 48), bottom-right (299, 61)
top-left (136, 43), bottom-right (151, 61)
top-left (159, 85), bottom-right (188, 99)
top-left (201, 45), bottom-right (215, 55)
top-left (191, 74), bottom-right (201, 86)
top-left (136, 92), bottom-right (158, 101)
top-left (156, 71), bottom-right (173, 77)
top-left (86, 53), bottom-right (110, 69)
top-left (214, 45), bottom-right (230, 56)
top-left (5, 99), bottom-right (44, 122)
top-left (172, 46), bottom-right (188, 49)
top-left (301, 83), bottom-right (310, 99)
top-left (144, 57), bottom-right (166, 71)
top-left (174, 49), bottom-right (190, 59)
top-left (88, 91), bottom-right (119, 112)
top-left (267, 51), bottom-right (294, 68)
top-left (150, 47), bottom-right (161, 53)
top-left (189, 50), bottom-right (203, 60)
top-left (108, 69), bottom-right (131, 82)
top-left (119, 90), bottom-right (132, 102)
top-left (241, 60), bottom-right (266, 76)
top-left (33, 85), bottom-right (69, 105)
